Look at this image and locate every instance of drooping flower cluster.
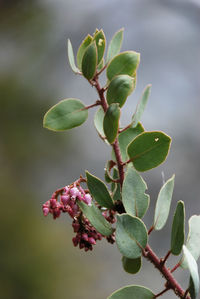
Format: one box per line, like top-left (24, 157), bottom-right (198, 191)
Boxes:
top-left (42, 180), bottom-right (116, 251)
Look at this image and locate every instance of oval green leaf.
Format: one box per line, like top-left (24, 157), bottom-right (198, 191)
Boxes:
top-left (78, 201), bottom-right (113, 236)
top-left (82, 41), bottom-right (97, 80)
top-left (171, 200), bottom-right (185, 255)
top-left (181, 215), bottom-right (200, 268)
top-left (106, 28), bottom-right (124, 63)
top-left (182, 246), bottom-right (200, 299)
top-left (108, 285), bottom-right (155, 299)
top-left (107, 75), bottom-right (135, 107)
top-left (122, 167), bottom-right (150, 219)
top-left (127, 131), bottom-right (171, 172)
top-left (76, 34), bottom-right (93, 70)
top-left (93, 29), bottom-right (106, 65)
top-left (103, 103), bottom-right (120, 144)
top-left (107, 51), bottom-right (140, 81)
top-left (67, 39), bottom-right (80, 73)
top-left (86, 171), bottom-right (114, 209)
top-left (131, 84), bottom-right (151, 127)
top-left (153, 174), bottom-right (175, 230)
top-left (116, 214), bottom-right (148, 259)
top-left (122, 256), bottom-right (142, 274)
top-left (43, 98), bottom-right (88, 131)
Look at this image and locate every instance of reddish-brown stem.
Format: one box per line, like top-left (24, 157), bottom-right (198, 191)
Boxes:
top-left (148, 226), bottom-right (154, 235)
top-left (154, 287), bottom-right (170, 298)
top-left (144, 245), bottom-right (191, 299)
top-left (160, 250), bottom-right (171, 266)
top-left (118, 123), bottom-right (132, 133)
top-left (83, 100), bottom-right (101, 110)
top-left (171, 262), bottom-right (181, 273)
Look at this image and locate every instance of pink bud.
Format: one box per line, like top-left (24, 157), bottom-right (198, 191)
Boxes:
top-left (83, 193), bottom-right (92, 205)
top-left (82, 233), bottom-right (89, 241)
top-left (50, 198), bottom-right (57, 209)
top-left (72, 222), bottom-right (80, 232)
top-left (43, 207), bottom-right (49, 216)
top-left (61, 195), bottom-right (70, 205)
top-left (64, 186), bottom-right (69, 193)
top-left (70, 187), bottom-right (79, 198)
top-left (88, 237), bottom-right (96, 245)
top-left (53, 208), bottom-right (61, 219)
top-left (72, 237), bottom-right (78, 247)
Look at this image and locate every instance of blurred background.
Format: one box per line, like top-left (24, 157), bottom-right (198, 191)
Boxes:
top-left (0, 0), bottom-right (200, 298)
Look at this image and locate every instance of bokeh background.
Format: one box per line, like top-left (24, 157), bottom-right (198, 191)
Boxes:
top-left (1, 0), bottom-right (200, 298)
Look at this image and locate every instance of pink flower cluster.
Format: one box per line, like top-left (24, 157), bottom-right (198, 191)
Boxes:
top-left (42, 185), bottom-right (92, 219)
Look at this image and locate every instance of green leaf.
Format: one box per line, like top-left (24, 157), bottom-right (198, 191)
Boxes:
top-left (116, 214), bottom-right (148, 259)
top-left (181, 215), bottom-right (200, 268)
top-left (171, 201), bottom-right (185, 255)
top-left (154, 174), bottom-right (175, 230)
top-left (122, 167), bottom-right (150, 219)
top-left (112, 123), bottom-right (144, 162)
top-left (182, 245), bottom-right (200, 299)
top-left (103, 103), bottom-right (120, 144)
top-left (67, 39), bottom-right (80, 73)
top-left (94, 106), bottom-right (105, 138)
top-left (97, 58), bottom-right (104, 71)
top-left (43, 98), bottom-right (88, 131)
top-left (93, 29), bottom-right (106, 65)
top-left (82, 41), bottom-right (97, 80)
top-left (131, 85), bottom-right (151, 127)
top-left (104, 160), bottom-right (117, 183)
top-left (86, 171), bottom-right (114, 209)
top-left (127, 131), bottom-right (171, 172)
top-left (107, 51), bottom-right (140, 81)
top-left (78, 201), bottom-right (113, 236)
top-left (107, 75), bottom-right (135, 107)
top-left (108, 285), bottom-right (155, 299)
top-left (106, 28), bottom-right (124, 63)
top-left (76, 34), bottom-right (93, 70)
top-left (122, 256), bottom-right (142, 274)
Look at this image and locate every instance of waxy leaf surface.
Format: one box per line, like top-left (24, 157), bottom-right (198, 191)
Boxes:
top-left (78, 201), bottom-right (113, 236)
top-left (171, 200), bottom-right (185, 255)
top-left (183, 246), bottom-right (199, 299)
top-left (82, 42), bottom-right (97, 80)
top-left (108, 285), bottom-right (154, 299)
top-left (154, 174), bottom-right (175, 230)
top-left (67, 39), bottom-right (79, 73)
top-left (127, 131), bottom-right (171, 172)
top-left (116, 214), bottom-right (148, 259)
top-left (107, 51), bottom-right (140, 81)
top-left (122, 256), bottom-right (142, 274)
top-left (106, 28), bottom-right (124, 63)
top-left (93, 29), bottom-right (106, 64)
top-left (76, 34), bottom-right (93, 70)
top-left (86, 171), bottom-right (114, 209)
top-left (181, 215), bottom-right (200, 268)
top-left (132, 85), bottom-right (151, 127)
top-left (43, 98), bottom-right (88, 131)
top-left (122, 167), bottom-right (149, 219)
top-left (103, 103), bottom-right (120, 144)
top-left (107, 75), bottom-right (135, 107)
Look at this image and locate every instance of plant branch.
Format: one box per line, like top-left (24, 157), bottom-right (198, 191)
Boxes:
top-left (154, 287), bottom-right (170, 298)
top-left (143, 245), bottom-right (191, 299)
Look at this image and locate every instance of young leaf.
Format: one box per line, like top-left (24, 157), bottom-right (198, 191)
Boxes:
top-left (112, 123), bottom-right (144, 162)
top-left (116, 214), bottom-right (148, 259)
top-left (122, 167), bottom-right (150, 219)
top-left (93, 29), bottom-right (106, 65)
top-left (67, 39), bottom-right (80, 73)
top-left (107, 75), bottom-right (135, 107)
top-left (107, 285), bottom-right (155, 299)
top-left (154, 174), bottom-right (175, 230)
top-left (82, 41), bottom-right (97, 80)
top-left (97, 58), bottom-right (104, 71)
top-left (182, 246), bottom-right (200, 299)
top-left (171, 200), bottom-right (185, 255)
top-left (106, 28), bottom-right (124, 63)
top-left (107, 51), bottom-right (140, 81)
top-left (78, 201), bottom-right (113, 236)
top-left (43, 98), bottom-right (88, 131)
top-left (181, 215), bottom-right (200, 268)
top-left (86, 171), bottom-right (114, 209)
top-left (103, 103), bottom-right (120, 144)
top-left (122, 256), bottom-right (142, 274)
top-left (127, 131), bottom-right (171, 172)
top-left (131, 84), bottom-right (151, 127)
top-left (76, 34), bottom-right (93, 70)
